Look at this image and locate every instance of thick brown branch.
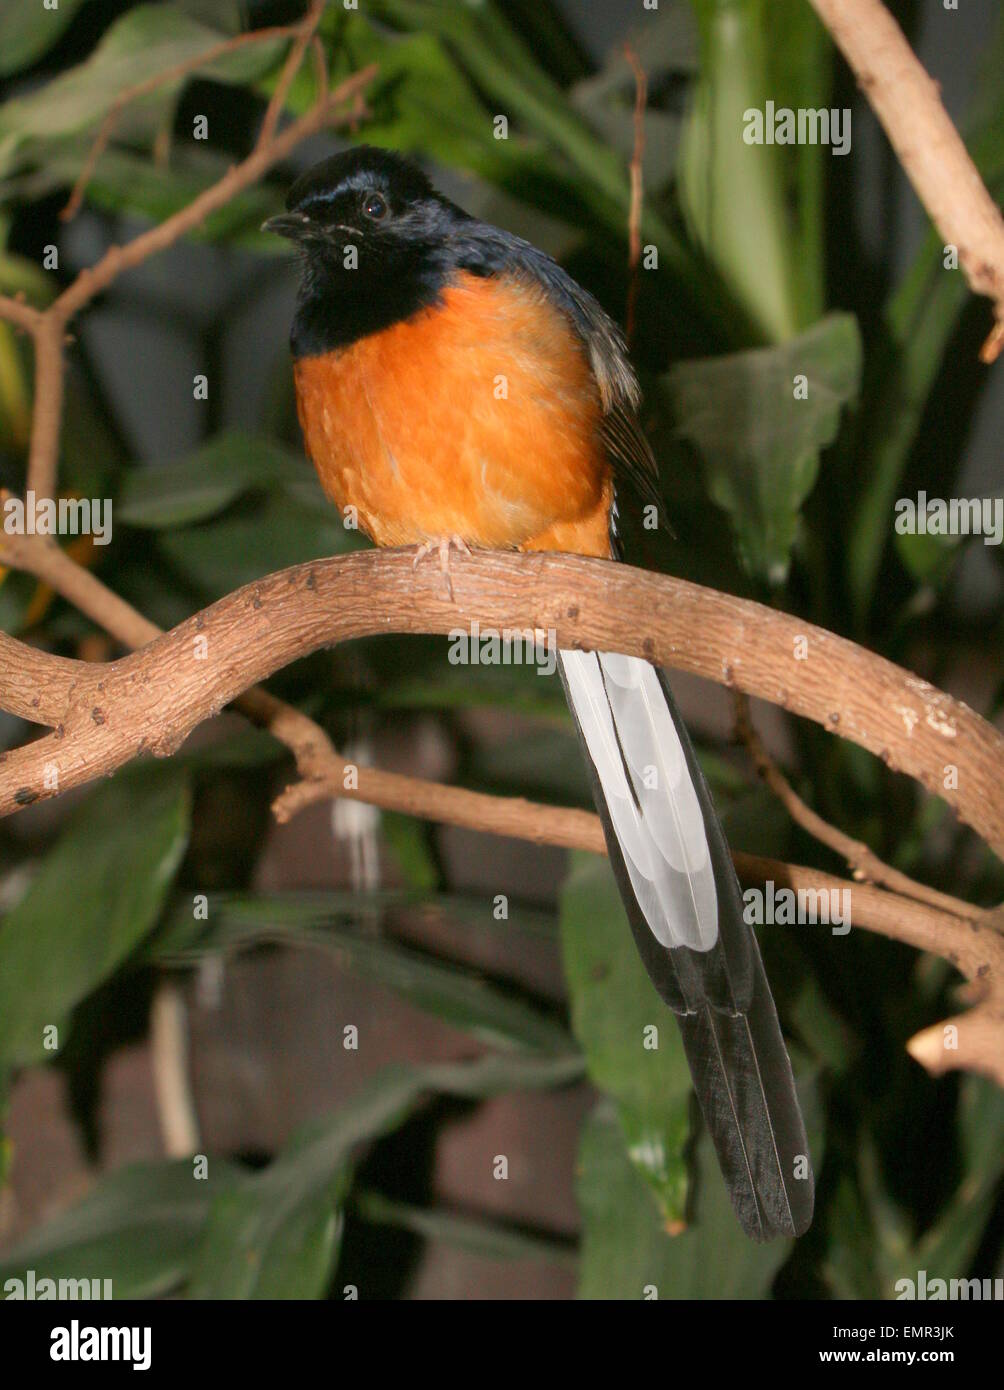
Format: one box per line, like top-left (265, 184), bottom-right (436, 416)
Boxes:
top-left (1, 548), bottom-right (1001, 856)
top-left (1, 544), bottom-right (1000, 1079)
top-left (807, 0), bottom-right (1004, 361)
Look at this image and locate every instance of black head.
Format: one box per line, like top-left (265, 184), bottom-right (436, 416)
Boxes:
top-left (263, 146), bottom-right (470, 355)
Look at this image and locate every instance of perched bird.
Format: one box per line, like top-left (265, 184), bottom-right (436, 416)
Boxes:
top-left (265, 145), bottom-right (813, 1240)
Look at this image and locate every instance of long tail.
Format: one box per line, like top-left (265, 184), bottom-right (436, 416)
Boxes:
top-left (559, 649), bottom-right (814, 1240)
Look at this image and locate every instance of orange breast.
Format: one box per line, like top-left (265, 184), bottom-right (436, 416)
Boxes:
top-left (293, 271), bottom-right (612, 559)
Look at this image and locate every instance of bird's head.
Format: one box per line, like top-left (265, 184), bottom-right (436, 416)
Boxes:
top-left (263, 145), bottom-right (464, 276)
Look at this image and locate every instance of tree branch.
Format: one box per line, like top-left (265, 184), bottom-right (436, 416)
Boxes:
top-left (807, 0), bottom-right (1004, 362)
top-left (0, 545), bottom-right (1001, 1081)
top-left (256, 0), bottom-right (326, 151)
top-left (1, 546), bottom-right (1001, 857)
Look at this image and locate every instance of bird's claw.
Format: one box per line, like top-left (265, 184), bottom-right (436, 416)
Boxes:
top-left (413, 534), bottom-right (471, 601)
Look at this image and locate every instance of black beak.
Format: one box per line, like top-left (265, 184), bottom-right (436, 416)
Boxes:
top-left (261, 212), bottom-right (312, 241)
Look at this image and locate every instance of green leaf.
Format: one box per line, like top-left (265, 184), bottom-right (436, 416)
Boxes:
top-left (118, 429), bottom-right (316, 529)
top-left (155, 489), bottom-right (360, 597)
top-left (188, 1069), bottom-right (420, 1298)
top-left (354, 1189), bottom-right (576, 1268)
top-left (0, 5), bottom-right (284, 178)
top-left (901, 1077), bottom-right (1004, 1288)
top-left (148, 892), bottom-right (573, 1056)
top-left (664, 311), bottom-right (862, 584)
top-left (577, 1100), bottom-right (794, 1298)
top-left (362, 1), bottom-right (699, 293)
top-left (893, 526), bottom-right (962, 589)
top-left (560, 853), bottom-right (693, 1226)
top-left (680, 0), bottom-right (800, 342)
top-left (0, 0), bottom-right (87, 76)
top-left (381, 812), bottom-right (440, 891)
top-left (0, 1159), bottom-right (242, 1299)
top-left (188, 1052), bottom-right (581, 1299)
top-left (0, 768), bottom-right (190, 1069)
top-left (845, 10), bottom-right (1004, 619)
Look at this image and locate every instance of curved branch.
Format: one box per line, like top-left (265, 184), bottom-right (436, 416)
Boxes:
top-left (1, 545), bottom-right (1001, 1081)
top-left (1, 547), bottom-right (1001, 855)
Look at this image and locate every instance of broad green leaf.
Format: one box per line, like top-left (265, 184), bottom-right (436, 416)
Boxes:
top-left (155, 489), bottom-right (360, 597)
top-left (0, 5), bottom-right (284, 176)
top-left (0, 1159), bottom-right (242, 1299)
top-left (577, 1100), bottom-right (793, 1299)
top-left (895, 1077), bottom-right (1004, 1289)
top-left (187, 1068), bottom-right (424, 1298)
top-left (187, 1053), bottom-right (581, 1299)
top-left (354, 1189), bottom-right (576, 1268)
top-left (0, 0), bottom-right (87, 76)
top-left (560, 854), bottom-right (693, 1226)
top-left (148, 892), bottom-right (572, 1055)
top-left (118, 429), bottom-right (316, 529)
top-left (0, 768), bottom-right (190, 1069)
top-left (680, 0), bottom-right (802, 343)
top-left (664, 312), bottom-right (861, 584)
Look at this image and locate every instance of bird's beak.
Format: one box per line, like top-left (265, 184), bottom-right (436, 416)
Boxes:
top-left (261, 212), bottom-right (312, 241)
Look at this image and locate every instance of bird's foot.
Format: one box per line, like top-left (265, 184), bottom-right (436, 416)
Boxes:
top-left (412, 534), bottom-right (472, 601)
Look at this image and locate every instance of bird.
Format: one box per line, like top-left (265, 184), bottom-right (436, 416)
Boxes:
top-left (264, 144), bottom-right (814, 1241)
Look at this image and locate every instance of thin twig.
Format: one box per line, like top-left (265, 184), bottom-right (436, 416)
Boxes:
top-left (60, 18), bottom-right (309, 222)
top-left (0, 63), bottom-right (377, 507)
top-left (623, 41), bottom-right (647, 348)
top-left (256, 0), bottom-right (326, 151)
top-left (732, 691), bottom-right (987, 923)
top-left (311, 35), bottom-right (329, 98)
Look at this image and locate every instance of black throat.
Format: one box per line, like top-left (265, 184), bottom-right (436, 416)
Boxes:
top-left (289, 242), bottom-right (451, 358)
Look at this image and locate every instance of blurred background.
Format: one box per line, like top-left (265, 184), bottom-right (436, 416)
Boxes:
top-left (0, 0), bottom-right (1001, 1299)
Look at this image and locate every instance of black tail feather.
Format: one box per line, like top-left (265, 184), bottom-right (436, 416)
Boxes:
top-left (560, 653), bottom-right (814, 1240)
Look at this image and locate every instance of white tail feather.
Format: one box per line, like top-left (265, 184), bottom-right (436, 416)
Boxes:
top-left (560, 649), bottom-right (718, 952)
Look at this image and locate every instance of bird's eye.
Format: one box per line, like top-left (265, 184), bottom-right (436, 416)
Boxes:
top-left (362, 192), bottom-right (388, 221)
